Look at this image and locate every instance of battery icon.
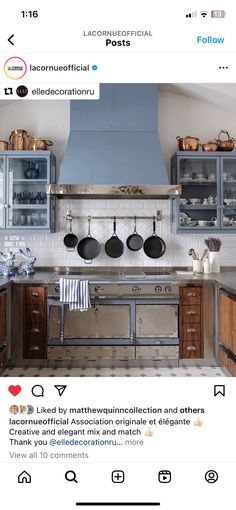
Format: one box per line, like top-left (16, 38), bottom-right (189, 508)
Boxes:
top-left (211, 10), bottom-right (226, 18)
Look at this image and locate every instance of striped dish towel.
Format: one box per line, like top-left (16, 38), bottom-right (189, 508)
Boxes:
top-left (59, 278), bottom-right (91, 311)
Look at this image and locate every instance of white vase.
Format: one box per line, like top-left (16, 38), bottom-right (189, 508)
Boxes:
top-left (209, 251), bottom-right (220, 273)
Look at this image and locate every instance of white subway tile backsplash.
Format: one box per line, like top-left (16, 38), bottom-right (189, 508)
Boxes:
top-left (0, 199), bottom-right (236, 267)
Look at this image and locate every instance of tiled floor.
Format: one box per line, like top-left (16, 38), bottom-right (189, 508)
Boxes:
top-left (2, 365), bottom-right (227, 377)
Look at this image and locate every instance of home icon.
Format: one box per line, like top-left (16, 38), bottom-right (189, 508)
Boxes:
top-left (18, 471), bottom-right (31, 484)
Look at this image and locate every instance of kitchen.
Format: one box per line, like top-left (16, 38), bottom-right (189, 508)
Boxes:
top-left (0, 83), bottom-right (236, 377)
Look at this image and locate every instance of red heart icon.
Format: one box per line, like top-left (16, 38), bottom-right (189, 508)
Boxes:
top-left (8, 385), bottom-right (22, 396)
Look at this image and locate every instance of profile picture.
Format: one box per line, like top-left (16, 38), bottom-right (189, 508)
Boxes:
top-left (9, 405), bottom-right (19, 415)
top-left (19, 405), bottom-right (27, 414)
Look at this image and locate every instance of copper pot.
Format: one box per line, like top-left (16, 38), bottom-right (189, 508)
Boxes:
top-left (201, 142), bottom-right (218, 152)
top-left (27, 135), bottom-right (53, 151)
top-left (215, 130), bottom-right (235, 151)
top-left (176, 135), bottom-right (200, 151)
top-left (9, 129), bottom-right (28, 150)
top-left (0, 141), bottom-right (9, 150)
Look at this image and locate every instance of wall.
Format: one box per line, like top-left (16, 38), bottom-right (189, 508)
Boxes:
top-left (0, 92), bottom-right (236, 268)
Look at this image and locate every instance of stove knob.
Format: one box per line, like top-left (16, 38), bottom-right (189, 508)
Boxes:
top-left (132, 286), bottom-right (140, 293)
top-left (165, 286), bottom-right (172, 293)
top-left (155, 286), bottom-right (162, 293)
top-left (94, 285), bottom-right (102, 294)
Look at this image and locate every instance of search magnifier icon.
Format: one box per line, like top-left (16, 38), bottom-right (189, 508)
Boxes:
top-left (65, 470), bottom-right (78, 483)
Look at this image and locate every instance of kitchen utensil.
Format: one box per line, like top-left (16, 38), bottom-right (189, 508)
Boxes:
top-left (201, 142), bottom-right (218, 151)
top-left (210, 217), bottom-right (217, 226)
top-left (176, 136), bottom-right (200, 151)
top-left (188, 248), bottom-right (197, 260)
top-left (9, 129), bottom-right (28, 150)
top-left (215, 130), bottom-right (235, 151)
top-left (126, 217), bottom-right (143, 252)
top-left (105, 217), bottom-right (124, 258)
top-left (143, 218), bottom-right (166, 259)
top-left (204, 237), bottom-right (222, 252)
top-left (77, 217), bottom-right (100, 261)
top-left (63, 217), bottom-right (78, 250)
top-left (201, 248), bottom-right (208, 261)
top-left (0, 140), bottom-right (9, 150)
top-left (27, 135), bottom-right (53, 151)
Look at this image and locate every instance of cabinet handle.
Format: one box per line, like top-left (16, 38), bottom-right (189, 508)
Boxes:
top-left (32, 309), bottom-right (40, 315)
top-left (186, 292), bottom-right (196, 297)
top-left (29, 345), bottom-right (40, 351)
top-left (31, 291), bottom-right (40, 297)
top-left (187, 328), bottom-right (196, 333)
top-left (187, 310), bottom-right (196, 315)
top-left (31, 328), bottom-right (40, 333)
top-left (187, 346), bottom-right (197, 351)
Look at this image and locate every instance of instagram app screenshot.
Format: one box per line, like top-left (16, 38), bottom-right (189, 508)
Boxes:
top-left (0, 1), bottom-right (235, 509)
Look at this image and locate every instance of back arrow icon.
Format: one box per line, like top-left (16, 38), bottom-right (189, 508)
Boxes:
top-left (8, 34), bottom-right (14, 46)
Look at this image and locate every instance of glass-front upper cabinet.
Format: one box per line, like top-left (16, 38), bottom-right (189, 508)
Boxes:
top-left (222, 157), bottom-right (236, 229)
top-left (0, 151), bottom-right (56, 232)
top-left (0, 157), bottom-right (6, 229)
top-left (171, 153), bottom-right (220, 232)
top-left (171, 152), bottom-right (236, 233)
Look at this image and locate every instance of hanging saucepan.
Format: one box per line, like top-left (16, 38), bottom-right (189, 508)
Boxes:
top-left (63, 217), bottom-right (78, 251)
top-left (126, 216), bottom-right (143, 252)
top-left (143, 217), bottom-right (166, 259)
top-left (77, 217), bottom-right (100, 262)
top-left (105, 217), bottom-right (124, 258)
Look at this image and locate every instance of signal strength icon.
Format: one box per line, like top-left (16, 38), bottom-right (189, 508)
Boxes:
top-left (200, 11), bottom-right (208, 17)
top-left (186, 11), bottom-right (197, 18)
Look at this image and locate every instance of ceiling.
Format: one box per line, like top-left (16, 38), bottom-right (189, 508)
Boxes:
top-left (159, 83), bottom-right (236, 112)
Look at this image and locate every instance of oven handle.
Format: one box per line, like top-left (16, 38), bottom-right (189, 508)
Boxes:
top-left (47, 300), bottom-right (65, 344)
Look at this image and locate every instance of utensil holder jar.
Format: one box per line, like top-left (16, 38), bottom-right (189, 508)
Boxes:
top-left (192, 260), bottom-right (203, 274)
top-left (209, 251), bottom-right (220, 273)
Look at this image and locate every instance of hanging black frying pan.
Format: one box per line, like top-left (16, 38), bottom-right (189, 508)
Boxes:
top-left (105, 217), bottom-right (124, 258)
top-left (126, 216), bottom-right (143, 252)
top-left (143, 217), bottom-right (166, 259)
top-left (63, 217), bottom-right (78, 251)
top-left (77, 217), bottom-right (100, 261)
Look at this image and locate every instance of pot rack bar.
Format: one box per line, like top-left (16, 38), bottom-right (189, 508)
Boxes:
top-left (65, 210), bottom-right (162, 221)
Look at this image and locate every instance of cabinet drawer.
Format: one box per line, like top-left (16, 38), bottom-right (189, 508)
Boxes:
top-left (24, 335), bottom-right (46, 359)
top-left (47, 345), bottom-right (134, 360)
top-left (25, 305), bottom-right (45, 324)
top-left (181, 305), bottom-right (200, 323)
top-left (25, 287), bottom-right (45, 304)
top-left (181, 323), bottom-right (201, 342)
top-left (182, 341), bottom-right (201, 359)
top-left (0, 347), bottom-right (7, 367)
top-left (136, 346), bottom-right (179, 360)
top-left (219, 350), bottom-right (236, 377)
top-left (181, 287), bottom-right (201, 305)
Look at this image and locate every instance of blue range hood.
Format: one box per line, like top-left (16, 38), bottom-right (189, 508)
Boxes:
top-left (46, 84), bottom-right (180, 198)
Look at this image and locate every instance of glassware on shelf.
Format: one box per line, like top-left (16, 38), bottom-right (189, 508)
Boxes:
top-left (31, 213), bottom-right (39, 226)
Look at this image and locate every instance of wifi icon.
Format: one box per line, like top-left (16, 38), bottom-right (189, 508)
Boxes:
top-left (200, 11), bottom-right (208, 17)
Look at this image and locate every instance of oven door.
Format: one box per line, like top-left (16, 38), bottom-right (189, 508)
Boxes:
top-left (135, 300), bottom-right (179, 360)
top-left (47, 298), bottom-right (135, 346)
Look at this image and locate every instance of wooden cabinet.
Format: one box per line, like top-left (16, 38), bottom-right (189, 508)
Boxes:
top-left (23, 286), bottom-right (47, 359)
top-left (179, 286), bottom-right (203, 358)
top-left (219, 350), bottom-right (236, 376)
top-left (219, 291), bottom-right (236, 357)
top-left (0, 288), bottom-right (8, 369)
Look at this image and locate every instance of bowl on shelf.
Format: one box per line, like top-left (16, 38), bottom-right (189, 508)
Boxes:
top-left (189, 198), bottom-right (201, 205)
top-left (180, 198), bottom-right (188, 205)
top-left (198, 220), bottom-right (210, 226)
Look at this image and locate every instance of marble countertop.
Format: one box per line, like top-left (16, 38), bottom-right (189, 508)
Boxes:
top-left (0, 267), bottom-right (236, 295)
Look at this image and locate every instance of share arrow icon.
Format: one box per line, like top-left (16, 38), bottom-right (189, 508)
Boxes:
top-left (54, 385), bottom-right (67, 396)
